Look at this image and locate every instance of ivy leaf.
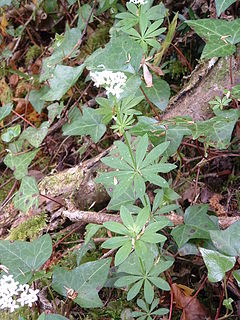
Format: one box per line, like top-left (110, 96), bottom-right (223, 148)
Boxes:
top-left (85, 35), bottom-right (143, 74)
top-left (4, 149), bottom-right (39, 180)
top-left (186, 19), bottom-right (240, 59)
top-left (215, 0), bottom-right (236, 16)
top-left (21, 122), bottom-right (49, 148)
top-left (171, 205), bottom-right (219, 248)
top-left (141, 76), bottom-right (170, 110)
top-left (42, 65), bottom-right (84, 101)
top-left (0, 102), bottom-right (12, 121)
top-left (200, 248), bottom-right (236, 282)
top-left (191, 109), bottom-right (240, 149)
top-left (13, 176), bottom-right (39, 213)
top-left (52, 259), bottom-right (111, 308)
top-left (40, 25), bottom-right (82, 81)
top-left (210, 221), bottom-right (240, 256)
top-left (62, 106), bottom-right (106, 143)
top-left (0, 234), bottom-right (52, 283)
top-left (29, 86), bottom-right (49, 114)
top-left (38, 314), bottom-right (69, 320)
top-left (1, 124), bottom-right (21, 142)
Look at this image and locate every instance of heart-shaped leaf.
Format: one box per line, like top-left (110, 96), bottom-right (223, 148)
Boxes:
top-left (52, 258), bottom-right (111, 308)
top-left (4, 149), bottom-right (39, 180)
top-left (200, 248), bottom-right (236, 282)
top-left (13, 176), bottom-right (39, 213)
top-left (0, 234), bottom-right (52, 283)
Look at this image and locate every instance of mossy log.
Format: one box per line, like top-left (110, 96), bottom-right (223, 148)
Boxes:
top-left (163, 56), bottom-right (240, 121)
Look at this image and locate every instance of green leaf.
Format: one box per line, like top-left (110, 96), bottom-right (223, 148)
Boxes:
top-left (215, 0), bottom-right (236, 16)
top-left (1, 124), bottom-right (21, 142)
top-left (233, 269), bottom-right (240, 287)
top-left (0, 234), bottom-right (52, 283)
top-left (40, 25), bottom-right (82, 81)
top-left (38, 314), bottom-right (68, 320)
top-left (4, 149), bottom-right (39, 180)
top-left (210, 221), bottom-right (240, 256)
top-left (141, 141), bottom-right (170, 168)
top-left (13, 176), bottom-right (39, 213)
top-left (84, 223), bottom-right (103, 244)
top-left (191, 109), bottom-right (240, 149)
top-left (103, 221), bottom-right (129, 235)
top-left (144, 279), bottom-right (154, 304)
top-left (52, 259), bottom-right (111, 308)
top-left (171, 205), bottom-right (219, 248)
top-left (102, 236), bottom-right (128, 249)
top-left (134, 174), bottom-right (146, 199)
top-left (141, 232), bottom-right (166, 244)
top-left (42, 64), bottom-right (84, 101)
top-left (136, 134), bottom-right (149, 168)
top-left (62, 106), bottom-right (106, 143)
top-left (127, 279), bottom-right (144, 300)
top-left (76, 240), bottom-right (95, 266)
top-left (85, 36), bottom-right (143, 74)
top-left (186, 19), bottom-right (240, 59)
top-left (0, 0), bottom-right (12, 6)
top-left (120, 206), bottom-right (135, 229)
top-left (200, 248), bottom-right (236, 282)
top-left (0, 103), bottom-right (13, 121)
top-left (115, 240), bottom-right (132, 266)
top-left (29, 86), bottom-right (49, 113)
top-left (135, 207), bottom-right (150, 232)
top-left (21, 122), bottom-right (49, 148)
top-left (141, 76), bottom-right (170, 110)
top-left (149, 277), bottom-right (170, 291)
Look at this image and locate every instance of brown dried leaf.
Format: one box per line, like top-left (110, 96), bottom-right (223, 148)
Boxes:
top-left (143, 63), bottom-right (153, 87)
top-left (172, 283), bottom-right (209, 320)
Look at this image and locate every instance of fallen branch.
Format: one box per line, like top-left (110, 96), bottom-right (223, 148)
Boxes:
top-left (63, 208), bottom-right (239, 229)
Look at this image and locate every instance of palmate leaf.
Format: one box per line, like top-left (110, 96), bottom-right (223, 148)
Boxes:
top-left (115, 252), bottom-right (172, 303)
top-left (215, 0), bottom-right (237, 16)
top-left (0, 234), bottom-right (52, 283)
top-left (186, 19), bottom-right (240, 59)
top-left (52, 258), bottom-right (111, 308)
top-left (63, 106), bottom-right (106, 143)
top-left (96, 134), bottom-right (174, 202)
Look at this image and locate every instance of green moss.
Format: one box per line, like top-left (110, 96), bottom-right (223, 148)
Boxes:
top-left (79, 22), bottom-right (112, 59)
top-left (8, 213), bottom-right (47, 241)
top-left (25, 45), bottom-right (42, 65)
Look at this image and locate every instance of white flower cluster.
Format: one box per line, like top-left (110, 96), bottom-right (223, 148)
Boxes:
top-left (128, 0), bottom-right (147, 5)
top-left (0, 274), bottom-right (39, 313)
top-left (90, 70), bottom-right (127, 99)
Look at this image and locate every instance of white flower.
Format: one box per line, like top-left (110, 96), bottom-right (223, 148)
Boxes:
top-left (128, 0), bottom-right (147, 5)
top-left (90, 70), bottom-right (127, 99)
top-left (17, 286), bottom-right (39, 307)
top-left (0, 272), bottom-right (39, 313)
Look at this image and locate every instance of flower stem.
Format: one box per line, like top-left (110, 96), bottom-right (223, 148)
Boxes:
top-left (114, 97), bottom-right (137, 168)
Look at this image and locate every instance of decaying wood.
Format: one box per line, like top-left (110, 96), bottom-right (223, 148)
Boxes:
top-left (163, 56), bottom-right (240, 121)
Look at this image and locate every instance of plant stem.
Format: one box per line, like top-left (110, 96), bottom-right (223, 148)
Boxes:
top-left (114, 97), bottom-right (137, 168)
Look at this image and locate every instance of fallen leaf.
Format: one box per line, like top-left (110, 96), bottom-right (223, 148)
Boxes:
top-left (172, 283), bottom-right (209, 320)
